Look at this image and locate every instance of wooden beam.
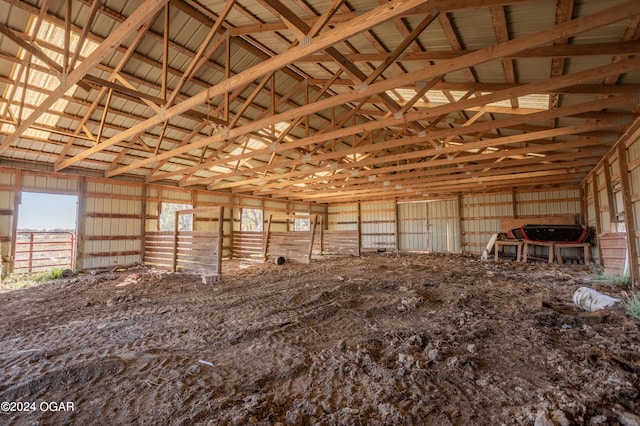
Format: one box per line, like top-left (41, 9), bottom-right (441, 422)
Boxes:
top-left (166, 0), bottom-right (235, 106)
top-left (68, 0), bottom-right (101, 71)
top-left (296, 40), bottom-right (640, 63)
top-left (55, 0), bottom-right (428, 171)
top-left (0, 0), bottom-right (170, 155)
top-left (102, 4), bottom-right (640, 179)
top-left (54, 14), bottom-right (163, 166)
top-left (547, 0), bottom-right (575, 126)
top-left (172, 85), bottom-right (637, 186)
top-left (208, 123), bottom-right (613, 191)
top-left (490, 5), bottom-right (518, 107)
top-left (168, 90), bottom-right (632, 189)
top-left (255, 155), bottom-right (597, 196)
top-left (253, 151), bottom-right (599, 195)
top-left (618, 138), bottom-right (639, 285)
top-left (603, 157), bottom-right (618, 232)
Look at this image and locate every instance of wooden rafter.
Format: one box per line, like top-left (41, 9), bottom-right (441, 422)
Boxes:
top-left (1, 0), bottom-right (640, 203)
top-left (0, 0), bottom-right (170, 154)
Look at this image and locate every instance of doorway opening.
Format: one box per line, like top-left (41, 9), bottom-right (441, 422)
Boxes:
top-left (15, 192), bottom-right (78, 274)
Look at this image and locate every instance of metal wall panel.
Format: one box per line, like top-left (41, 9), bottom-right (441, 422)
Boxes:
top-left (157, 187), bottom-right (192, 203)
top-left (0, 170), bottom-right (16, 186)
top-left (398, 202), bottom-right (427, 251)
top-left (627, 140), bottom-right (640, 242)
top-left (193, 192), bottom-right (233, 257)
top-left (0, 188), bottom-right (14, 273)
top-left (596, 170), bottom-right (612, 232)
top-left (516, 189), bottom-right (581, 217)
top-left (265, 199), bottom-right (290, 231)
top-left (428, 199), bottom-right (460, 253)
top-left (360, 201), bottom-right (395, 250)
top-left (80, 178), bottom-right (144, 271)
top-left (327, 203), bottom-right (359, 232)
top-left (21, 172), bottom-right (78, 194)
top-left (196, 192), bottom-right (233, 207)
top-left (241, 197), bottom-right (264, 208)
top-left (461, 193), bottom-right (512, 254)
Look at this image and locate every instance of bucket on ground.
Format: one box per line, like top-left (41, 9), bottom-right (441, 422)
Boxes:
top-left (573, 287), bottom-right (619, 311)
top-left (274, 256), bottom-right (285, 265)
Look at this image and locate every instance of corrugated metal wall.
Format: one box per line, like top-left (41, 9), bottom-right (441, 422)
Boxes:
top-left (461, 192), bottom-right (513, 254)
top-left (398, 202), bottom-right (427, 251)
top-left (80, 178), bottom-right (143, 270)
top-left (0, 165), bottom-right (607, 273)
top-left (596, 170), bottom-right (612, 233)
top-left (327, 203), bottom-right (359, 231)
top-left (626, 140), bottom-right (640, 228)
top-left (515, 189), bottom-right (581, 217)
top-left (584, 176), bottom-right (600, 264)
top-left (360, 201), bottom-right (396, 250)
top-left (428, 199), bottom-right (461, 253)
top-left (0, 169), bottom-right (17, 273)
top-left (21, 171), bottom-right (79, 194)
top-left (397, 200), bottom-right (460, 253)
top-left (625, 137), bottom-right (640, 279)
top-left (264, 199), bottom-right (290, 231)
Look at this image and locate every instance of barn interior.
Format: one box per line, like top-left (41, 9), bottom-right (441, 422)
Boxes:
top-left (1, 0), bottom-right (640, 424)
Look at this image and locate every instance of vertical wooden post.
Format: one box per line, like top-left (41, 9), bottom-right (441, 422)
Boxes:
top-left (191, 189), bottom-right (198, 229)
top-left (591, 175), bottom-right (603, 264)
top-left (307, 214), bottom-right (318, 263)
top-left (603, 158), bottom-right (617, 232)
top-left (157, 187), bottom-right (163, 231)
top-left (319, 214), bottom-right (324, 256)
top-left (457, 193), bottom-right (464, 254)
top-left (9, 169), bottom-right (21, 274)
top-left (75, 176), bottom-right (87, 271)
top-left (172, 210), bottom-right (179, 272)
top-left (617, 142), bottom-right (638, 286)
top-left (224, 33), bottom-right (231, 122)
top-left (27, 232), bottom-right (34, 273)
top-left (262, 214), bottom-right (272, 260)
top-left (357, 203), bottom-right (362, 256)
top-left (425, 200), bottom-right (430, 253)
top-left (394, 199), bottom-right (399, 252)
top-left (140, 183), bottom-right (147, 265)
top-left (580, 184), bottom-right (587, 227)
top-left (227, 205), bottom-right (233, 259)
top-left (216, 206), bottom-right (224, 275)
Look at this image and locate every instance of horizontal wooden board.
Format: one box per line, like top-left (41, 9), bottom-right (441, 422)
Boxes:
top-left (500, 215), bottom-right (578, 233)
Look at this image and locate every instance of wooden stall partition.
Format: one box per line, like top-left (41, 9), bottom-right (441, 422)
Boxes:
top-left (143, 206), bottom-right (224, 280)
top-left (598, 232), bottom-right (628, 276)
top-left (173, 206), bottom-right (224, 277)
top-left (263, 214), bottom-right (317, 263)
top-left (143, 231), bottom-right (174, 270)
top-left (232, 231), bottom-right (266, 260)
top-left (322, 231), bottom-right (360, 256)
top-left (321, 214), bottom-right (360, 256)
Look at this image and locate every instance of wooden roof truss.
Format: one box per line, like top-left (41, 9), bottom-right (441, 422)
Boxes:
top-left (0, 0), bottom-right (639, 202)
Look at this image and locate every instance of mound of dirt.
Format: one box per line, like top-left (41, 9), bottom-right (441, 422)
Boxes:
top-left (0, 253), bottom-right (638, 425)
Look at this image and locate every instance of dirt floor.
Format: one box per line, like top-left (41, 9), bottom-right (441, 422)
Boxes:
top-left (0, 252), bottom-right (639, 425)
